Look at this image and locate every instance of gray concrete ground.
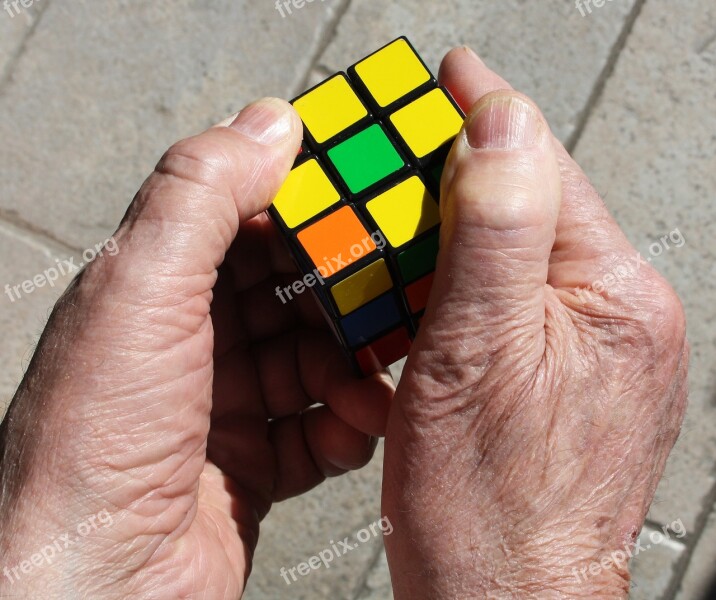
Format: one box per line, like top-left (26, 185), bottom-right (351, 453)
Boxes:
top-left (0, 1), bottom-right (714, 598)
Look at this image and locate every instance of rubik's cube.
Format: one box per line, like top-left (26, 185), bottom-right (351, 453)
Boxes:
top-left (269, 37), bottom-right (465, 376)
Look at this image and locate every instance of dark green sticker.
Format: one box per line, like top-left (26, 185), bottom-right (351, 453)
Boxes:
top-left (397, 230), bottom-right (439, 283)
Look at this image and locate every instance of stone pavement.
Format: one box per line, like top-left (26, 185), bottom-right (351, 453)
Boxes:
top-left (0, 0), bottom-right (714, 598)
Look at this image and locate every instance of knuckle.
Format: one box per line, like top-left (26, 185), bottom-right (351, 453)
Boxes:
top-left (637, 276), bottom-right (686, 344)
top-left (157, 134), bottom-right (231, 189)
top-left (608, 276), bottom-right (689, 384)
top-left (448, 157), bottom-right (552, 233)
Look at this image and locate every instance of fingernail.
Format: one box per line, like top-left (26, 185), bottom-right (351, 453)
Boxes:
top-left (462, 45), bottom-right (484, 65)
top-left (229, 97), bottom-right (294, 145)
top-left (213, 111), bottom-right (240, 128)
top-left (466, 95), bottom-right (540, 150)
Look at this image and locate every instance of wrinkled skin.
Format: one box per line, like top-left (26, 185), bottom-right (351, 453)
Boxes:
top-left (0, 99), bottom-right (394, 598)
top-left (383, 49), bottom-right (688, 599)
top-left (0, 49), bottom-right (687, 600)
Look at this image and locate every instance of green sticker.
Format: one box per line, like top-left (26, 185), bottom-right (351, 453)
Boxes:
top-left (327, 124), bottom-right (404, 194)
top-left (397, 230), bottom-right (439, 283)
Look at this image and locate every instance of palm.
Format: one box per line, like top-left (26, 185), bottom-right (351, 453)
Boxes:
top-left (127, 212), bottom-right (393, 597)
top-left (0, 100), bottom-right (395, 599)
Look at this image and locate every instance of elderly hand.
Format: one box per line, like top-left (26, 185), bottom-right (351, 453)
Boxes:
top-left (0, 46), bottom-right (688, 600)
top-left (0, 98), bottom-right (394, 598)
top-left (382, 48), bottom-right (688, 599)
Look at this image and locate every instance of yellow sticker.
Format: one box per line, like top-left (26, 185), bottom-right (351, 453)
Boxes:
top-left (331, 259), bottom-right (393, 316)
top-left (366, 176), bottom-right (440, 248)
top-left (272, 159), bottom-right (340, 229)
top-left (294, 75), bottom-right (368, 144)
top-left (390, 88), bottom-right (464, 159)
top-left (354, 38), bottom-right (431, 108)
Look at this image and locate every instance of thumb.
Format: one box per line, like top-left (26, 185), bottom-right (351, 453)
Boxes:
top-left (106, 97), bottom-right (302, 302)
top-left (415, 92), bottom-right (561, 370)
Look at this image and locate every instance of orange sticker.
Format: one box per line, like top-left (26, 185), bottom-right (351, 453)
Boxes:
top-left (297, 207), bottom-right (377, 277)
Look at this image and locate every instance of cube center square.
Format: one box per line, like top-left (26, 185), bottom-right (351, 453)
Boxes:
top-left (267, 37), bottom-right (466, 377)
top-left (293, 74), bottom-right (369, 144)
top-left (327, 123), bottom-right (405, 195)
top-left (397, 230), bottom-right (439, 284)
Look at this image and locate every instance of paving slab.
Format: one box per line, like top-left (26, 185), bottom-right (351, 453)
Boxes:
top-left (243, 442), bottom-right (385, 600)
top-left (0, 223), bottom-right (79, 417)
top-left (629, 525), bottom-right (687, 600)
top-left (317, 0), bottom-right (637, 144)
top-left (0, 0), bottom-right (43, 76)
top-left (572, 0), bottom-right (716, 533)
top-left (675, 504), bottom-right (716, 600)
top-left (355, 548), bottom-right (392, 600)
top-left (0, 0), bottom-right (345, 250)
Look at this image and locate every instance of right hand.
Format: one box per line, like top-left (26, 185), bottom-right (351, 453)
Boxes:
top-left (382, 47), bottom-right (688, 600)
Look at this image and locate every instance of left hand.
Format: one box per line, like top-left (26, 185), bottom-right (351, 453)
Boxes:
top-left (0, 98), bottom-right (394, 599)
